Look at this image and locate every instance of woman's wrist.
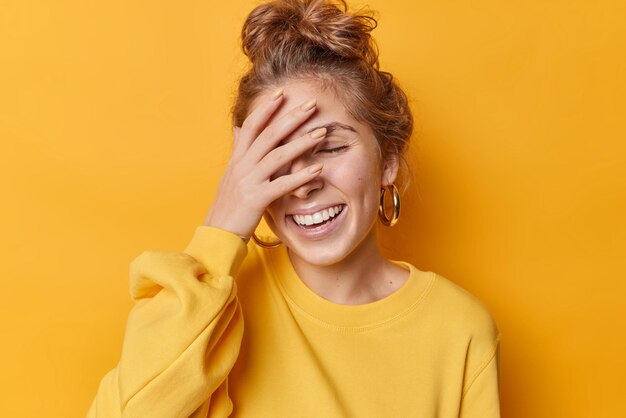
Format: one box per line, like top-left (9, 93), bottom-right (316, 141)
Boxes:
top-left (202, 215), bottom-right (250, 244)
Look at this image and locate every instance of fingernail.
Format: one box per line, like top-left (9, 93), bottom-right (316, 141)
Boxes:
top-left (308, 163), bottom-right (323, 173)
top-left (310, 127), bottom-right (327, 139)
top-left (301, 99), bottom-right (316, 111)
top-left (271, 88), bottom-right (284, 101)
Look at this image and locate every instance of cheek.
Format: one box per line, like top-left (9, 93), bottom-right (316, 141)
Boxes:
top-left (266, 200), bottom-right (283, 221)
top-left (326, 156), bottom-right (380, 199)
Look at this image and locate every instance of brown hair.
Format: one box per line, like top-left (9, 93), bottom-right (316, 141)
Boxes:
top-left (232, 0), bottom-right (414, 191)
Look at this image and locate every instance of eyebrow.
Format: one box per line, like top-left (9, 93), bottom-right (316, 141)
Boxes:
top-left (306, 122), bottom-right (357, 135)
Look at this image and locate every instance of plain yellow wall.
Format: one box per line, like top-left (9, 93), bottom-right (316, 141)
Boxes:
top-left (1, 0), bottom-right (624, 416)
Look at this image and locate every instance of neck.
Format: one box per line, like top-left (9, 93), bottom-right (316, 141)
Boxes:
top-left (287, 227), bottom-right (407, 305)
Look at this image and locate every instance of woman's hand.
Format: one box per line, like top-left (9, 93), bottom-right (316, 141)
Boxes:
top-left (203, 88), bottom-right (327, 242)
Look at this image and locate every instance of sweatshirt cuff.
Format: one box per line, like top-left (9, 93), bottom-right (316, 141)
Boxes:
top-left (183, 226), bottom-right (249, 278)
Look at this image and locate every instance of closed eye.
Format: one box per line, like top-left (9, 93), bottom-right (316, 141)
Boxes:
top-left (318, 145), bottom-right (349, 154)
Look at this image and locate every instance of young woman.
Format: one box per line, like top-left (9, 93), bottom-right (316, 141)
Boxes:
top-left (88, 1), bottom-right (500, 417)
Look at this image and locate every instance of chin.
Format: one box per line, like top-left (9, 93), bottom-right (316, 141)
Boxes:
top-left (285, 241), bottom-right (351, 267)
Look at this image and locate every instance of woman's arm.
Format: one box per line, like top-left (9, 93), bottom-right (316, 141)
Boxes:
top-left (88, 88), bottom-right (325, 417)
top-left (87, 226), bottom-right (247, 418)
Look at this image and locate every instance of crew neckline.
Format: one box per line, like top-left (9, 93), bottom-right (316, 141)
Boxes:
top-left (264, 244), bottom-right (436, 331)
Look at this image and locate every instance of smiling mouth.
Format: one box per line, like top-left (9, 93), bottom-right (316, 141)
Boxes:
top-left (290, 204), bottom-right (346, 229)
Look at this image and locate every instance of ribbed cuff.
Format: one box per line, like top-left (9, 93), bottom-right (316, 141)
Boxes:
top-left (183, 226), bottom-right (249, 278)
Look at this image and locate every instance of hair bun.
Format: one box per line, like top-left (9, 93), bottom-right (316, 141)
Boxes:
top-left (241, 0), bottom-right (379, 68)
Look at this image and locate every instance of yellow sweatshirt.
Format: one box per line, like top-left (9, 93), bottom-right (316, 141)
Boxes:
top-left (87, 226), bottom-right (500, 418)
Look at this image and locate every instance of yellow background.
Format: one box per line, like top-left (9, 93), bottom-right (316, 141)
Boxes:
top-left (1, 0), bottom-right (624, 416)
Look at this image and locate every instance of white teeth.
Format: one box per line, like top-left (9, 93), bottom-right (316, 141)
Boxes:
top-left (293, 205), bottom-right (344, 226)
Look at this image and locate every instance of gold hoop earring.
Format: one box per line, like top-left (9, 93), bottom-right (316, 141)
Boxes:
top-left (252, 232), bottom-right (282, 248)
top-left (379, 184), bottom-right (400, 227)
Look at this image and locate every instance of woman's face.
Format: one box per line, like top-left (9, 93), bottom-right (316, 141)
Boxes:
top-left (252, 79), bottom-right (398, 266)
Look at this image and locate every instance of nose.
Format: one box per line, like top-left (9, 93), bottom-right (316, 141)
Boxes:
top-left (288, 154), bottom-right (324, 199)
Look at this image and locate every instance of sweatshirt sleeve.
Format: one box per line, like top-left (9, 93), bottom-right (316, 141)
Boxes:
top-left (87, 226), bottom-right (248, 418)
top-left (459, 332), bottom-right (501, 418)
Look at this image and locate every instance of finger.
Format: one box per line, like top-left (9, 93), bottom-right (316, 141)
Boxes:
top-left (234, 88), bottom-right (285, 158)
top-left (245, 98), bottom-right (317, 164)
top-left (254, 127), bottom-right (327, 181)
top-left (263, 163), bottom-right (324, 203)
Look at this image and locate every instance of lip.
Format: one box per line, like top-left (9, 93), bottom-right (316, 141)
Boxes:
top-left (288, 203), bottom-right (345, 216)
top-left (287, 204), bottom-right (348, 240)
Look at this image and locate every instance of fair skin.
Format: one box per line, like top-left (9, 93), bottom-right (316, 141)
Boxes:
top-left (204, 79), bottom-right (408, 305)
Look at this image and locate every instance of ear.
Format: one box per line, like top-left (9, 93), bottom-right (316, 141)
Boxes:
top-left (380, 154), bottom-right (400, 186)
